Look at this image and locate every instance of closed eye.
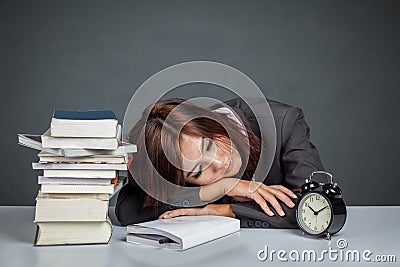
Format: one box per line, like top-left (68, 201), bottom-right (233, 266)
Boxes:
top-left (193, 165), bottom-right (202, 179)
top-left (205, 139), bottom-right (213, 151)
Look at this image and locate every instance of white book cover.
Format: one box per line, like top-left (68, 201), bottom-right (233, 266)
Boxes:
top-left (41, 184), bottom-right (114, 194)
top-left (41, 129), bottom-right (118, 150)
top-left (126, 215), bottom-right (240, 251)
top-left (32, 162), bottom-right (127, 170)
top-left (18, 134), bottom-right (64, 156)
top-left (62, 142), bottom-right (136, 157)
top-left (18, 133), bottom-right (137, 157)
top-left (43, 169), bottom-right (116, 178)
top-left (38, 152), bottom-right (126, 164)
top-left (38, 176), bottom-right (111, 185)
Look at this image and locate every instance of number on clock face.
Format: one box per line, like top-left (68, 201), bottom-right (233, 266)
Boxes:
top-left (298, 192), bottom-right (332, 235)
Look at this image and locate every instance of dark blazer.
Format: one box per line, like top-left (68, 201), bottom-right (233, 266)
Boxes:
top-left (115, 98), bottom-right (324, 228)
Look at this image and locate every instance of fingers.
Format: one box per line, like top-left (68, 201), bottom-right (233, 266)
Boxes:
top-left (250, 193), bottom-right (274, 216)
top-left (264, 186), bottom-right (296, 208)
top-left (225, 179), bottom-right (298, 217)
top-left (158, 208), bottom-right (198, 219)
top-left (269, 184), bottom-right (298, 199)
top-left (257, 189), bottom-right (285, 216)
top-left (248, 184), bottom-right (297, 217)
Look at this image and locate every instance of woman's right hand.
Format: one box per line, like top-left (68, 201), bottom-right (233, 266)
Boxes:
top-left (222, 178), bottom-right (297, 217)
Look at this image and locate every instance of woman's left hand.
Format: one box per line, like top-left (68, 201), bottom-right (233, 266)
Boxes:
top-left (158, 204), bottom-right (235, 219)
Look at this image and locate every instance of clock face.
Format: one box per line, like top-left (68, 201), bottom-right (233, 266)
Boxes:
top-left (297, 192), bottom-right (332, 235)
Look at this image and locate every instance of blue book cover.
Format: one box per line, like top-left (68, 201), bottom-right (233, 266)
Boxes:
top-left (53, 110), bottom-right (117, 120)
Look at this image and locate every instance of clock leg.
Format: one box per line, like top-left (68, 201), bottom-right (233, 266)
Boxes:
top-left (325, 232), bottom-right (331, 240)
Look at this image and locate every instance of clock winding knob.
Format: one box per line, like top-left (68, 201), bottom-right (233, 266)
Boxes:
top-left (322, 183), bottom-right (342, 198)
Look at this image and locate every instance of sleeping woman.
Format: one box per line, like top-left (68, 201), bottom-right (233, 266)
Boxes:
top-left (115, 97), bottom-right (324, 228)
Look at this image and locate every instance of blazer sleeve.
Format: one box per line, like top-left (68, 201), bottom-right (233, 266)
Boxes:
top-left (115, 184), bottom-right (169, 226)
top-left (230, 106), bottom-right (324, 229)
top-left (280, 107), bottom-right (324, 189)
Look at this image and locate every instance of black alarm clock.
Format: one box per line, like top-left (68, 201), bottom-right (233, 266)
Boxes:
top-left (296, 171), bottom-right (347, 240)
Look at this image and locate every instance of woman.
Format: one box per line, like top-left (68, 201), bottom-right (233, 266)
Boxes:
top-left (116, 97), bottom-right (324, 228)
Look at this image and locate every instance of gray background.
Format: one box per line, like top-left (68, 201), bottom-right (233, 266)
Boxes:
top-left (1, 0), bottom-right (399, 206)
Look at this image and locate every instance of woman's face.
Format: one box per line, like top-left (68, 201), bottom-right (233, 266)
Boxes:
top-left (179, 134), bottom-right (242, 185)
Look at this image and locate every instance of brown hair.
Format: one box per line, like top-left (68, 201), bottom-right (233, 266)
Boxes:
top-left (127, 98), bottom-right (261, 211)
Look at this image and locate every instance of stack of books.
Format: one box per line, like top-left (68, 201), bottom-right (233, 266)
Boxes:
top-left (18, 110), bottom-right (137, 246)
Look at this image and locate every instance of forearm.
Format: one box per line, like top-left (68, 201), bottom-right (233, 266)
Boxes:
top-left (203, 204), bottom-right (236, 218)
top-left (199, 178), bottom-right (239, 201)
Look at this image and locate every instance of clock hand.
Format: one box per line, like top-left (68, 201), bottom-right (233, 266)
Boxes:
top-left (317, 206), bottom-right (328, 213)
top-left (308, 206), bottom-right (318, 215)
top-left (308, 206), bottom-right (317, 213)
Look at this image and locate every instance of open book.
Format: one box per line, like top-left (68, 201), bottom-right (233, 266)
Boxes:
top-left (17, 128), bottom-right (137, 157)
top-left (126, 215), bottom-right (240, 251)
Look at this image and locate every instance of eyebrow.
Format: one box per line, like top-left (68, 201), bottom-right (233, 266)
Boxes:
top-left (186, 137), bottom-right (205, 178)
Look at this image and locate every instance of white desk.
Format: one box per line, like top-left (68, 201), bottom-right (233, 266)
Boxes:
top-left (0, 206), bottom-right (399, 267)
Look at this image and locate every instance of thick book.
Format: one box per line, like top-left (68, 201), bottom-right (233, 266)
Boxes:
top-left (32, 162), bottom-right (127, 170)
top-left (42, 129), bottom-right (119, 150)
top-left (126, 215), bottom-right (240, 251)
top-left (37, 190), bottom-right (109, 200)
top-left (34, 220), bottom-right (112, 246)
top-left (18, 133), bottom-right (137, 157)
top-left (35, 197), bottom-right (109, 222)
top-left (51, 110), bottom-right (118, 138)
top-left (40, 184), bottom-right (115, 194)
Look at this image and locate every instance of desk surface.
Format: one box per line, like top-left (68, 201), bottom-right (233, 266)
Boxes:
top-left (0, 206), bottom-right (399, 267)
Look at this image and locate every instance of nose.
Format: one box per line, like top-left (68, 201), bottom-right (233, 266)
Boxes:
top-left (202, 147), bottom-right (226, 171)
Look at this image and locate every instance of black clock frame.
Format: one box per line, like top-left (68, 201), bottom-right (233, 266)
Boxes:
top-left (296, 190), bottom-right (346, 238)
